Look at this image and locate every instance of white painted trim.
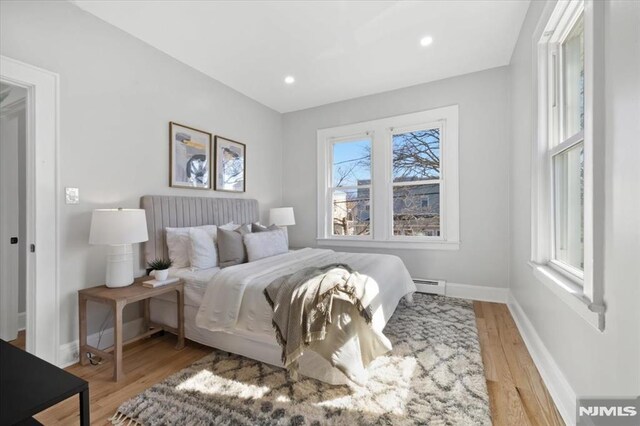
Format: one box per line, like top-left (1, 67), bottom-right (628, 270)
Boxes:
top-left (0, 97), bottom-right (26, 117)
top-left (18, 312), bottom-right (26, 331)
top-left (508, 294), bottom-right (577, 426)
top-left (445, 283), bottom-right (508, 303)
top-left (58, 318), bottom-right (145, 369)
top-left (316, 238), bottom-right (460, 250)
top-left (1, 56), bottom-right (60, 365)
top-left (528, 261), bottom-right (603, 330)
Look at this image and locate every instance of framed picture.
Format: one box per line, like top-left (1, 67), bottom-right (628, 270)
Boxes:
top-left (214, 136), bottom-right (246, 192)
top-left (169, 122), bottom-right (212, 189)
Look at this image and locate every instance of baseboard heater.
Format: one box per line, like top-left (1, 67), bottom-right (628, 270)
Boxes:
top-left (413, 278), bottom-right (446, 295)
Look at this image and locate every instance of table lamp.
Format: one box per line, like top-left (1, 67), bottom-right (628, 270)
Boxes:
top-left (269, 207), bottom-right (295, 243)
top-left (89, 208), bottom-right (148, 288)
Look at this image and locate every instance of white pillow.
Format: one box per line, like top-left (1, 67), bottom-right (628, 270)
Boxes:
top-left (165, 225), bottom-right (219, 268)
top-left (243, 229), bottom-right (288, 262)
top-left (189, 227), bottom-right (218, 270)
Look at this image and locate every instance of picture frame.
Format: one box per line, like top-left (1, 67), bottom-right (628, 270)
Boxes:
top-left (169, 122), bottom-right (212, 189)
top-left (214, 135), bottom-right (246, 192)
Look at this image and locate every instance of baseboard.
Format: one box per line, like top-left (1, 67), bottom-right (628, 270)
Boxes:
top-left (58, 318), bottom-right (145, 368)
top-left (18, 311), bottom-right (26, 331)
top-left (444, 282), bottom-right (509, 303)
top-left (508, 293), bottom-right (576, 426)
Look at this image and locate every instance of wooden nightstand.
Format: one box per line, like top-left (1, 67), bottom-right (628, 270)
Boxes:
top-left (78, 277), bottom-right (185, 381)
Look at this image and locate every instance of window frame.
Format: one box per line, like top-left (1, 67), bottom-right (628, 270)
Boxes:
top-left (389, 122), bottom-right (445, 242)
top-left (531, 0), bottom-right (605, 331)
top-left (317, 106), bottom-right (459, 250)
top-left (327, 133), bottom-right (374, 240)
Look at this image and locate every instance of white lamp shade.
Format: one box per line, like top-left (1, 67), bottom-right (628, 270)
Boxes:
top-left (89, 208), bottom-right (148, 245)
top-left (269, 207), bottom-right (295, 226)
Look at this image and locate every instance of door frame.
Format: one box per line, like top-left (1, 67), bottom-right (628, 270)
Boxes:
top-left (1, 55), bottom-right (60, 365)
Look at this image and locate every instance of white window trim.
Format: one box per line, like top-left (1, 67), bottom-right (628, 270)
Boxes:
top-left (531, 0), bottom-right (605, 331)
top-left (317, 106), bottom-right (459, 250)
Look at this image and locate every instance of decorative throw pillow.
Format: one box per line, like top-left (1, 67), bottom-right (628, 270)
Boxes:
top-left (219, 222), bottom-right (237, 232)
top-left (243, 228), bottom-right (288, 262)
top-left (251, 223), bottom-right (280, 233)
top-left (165, 225), bottom-right (217, 268)
top-left (217, 225), bottom-right (251, 268)
top-left (165, 227), bottom-right (191, 268)
top-left (189, 227), bottom-right (218, 270)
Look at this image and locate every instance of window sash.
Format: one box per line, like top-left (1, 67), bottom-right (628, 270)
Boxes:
top-left (391, 179), bottom-right (441, 187)
top-left (548, 4), bottom-right (585, 149)
top-left (550, 139), bottom-right (584, 280)
top-left (548, 6), bottom-right (585, 280)
top-left (327, 134), bottom-right (373, 238)
top-left (549, 130), bottom-right (584, 156)
top-left (329, 186), bottom-right (372, 238)
top-left (390, 182), bottom-right (443, 240)
top-left (560, 12), bottom-right (584, 141)
top-left (391, 123), bottom-right (442, 183)
top-left (329, 136), bottom-right (372, 188)
top-left (390, 124), bottom-right (443, 239)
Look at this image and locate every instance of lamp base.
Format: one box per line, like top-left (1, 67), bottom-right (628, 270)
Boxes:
top-left (105, 244), bottom-right (134, 288)
top-left (278, 226), bottom-right (289, 246)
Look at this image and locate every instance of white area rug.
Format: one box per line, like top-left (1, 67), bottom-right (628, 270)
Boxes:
top-left (112, 294), bottom-right (491, 425)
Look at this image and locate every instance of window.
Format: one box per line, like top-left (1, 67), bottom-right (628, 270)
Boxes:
top-left (317, 106), bottom-right (459, 250)
top-left (532, 0), bottom-right (605, 330)
top-left (549, 8), bottom-right (585, 278)
top-left (392, 127), bottom-right (441, 237)
top-left (330, 138), bottom-right (371, 236)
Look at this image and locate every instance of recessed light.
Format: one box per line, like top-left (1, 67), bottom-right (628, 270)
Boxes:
top-left (420, 36), bottom-right (433, 47)
top-left (284, 76), bottom-right (295, 84)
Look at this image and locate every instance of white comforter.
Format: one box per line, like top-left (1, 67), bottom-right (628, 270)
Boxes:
top-left (195, 248), bottom-right (416, 383)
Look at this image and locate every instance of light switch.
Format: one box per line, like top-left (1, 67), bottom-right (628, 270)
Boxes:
top-left (65, 187), bottom-right (79, 204)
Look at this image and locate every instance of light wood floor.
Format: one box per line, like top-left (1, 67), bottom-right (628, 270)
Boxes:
top-left (10, 301), bottom-right (563, 425)
top-left (475, 302), bottom-right (564, 426)
top-left (9, 329), bottom-right (26, 350)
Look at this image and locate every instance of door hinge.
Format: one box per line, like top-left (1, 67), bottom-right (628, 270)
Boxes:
top-left (30, 244), bottom-right (35, 253)
top-left (10, 237), bottom-right (18, 244)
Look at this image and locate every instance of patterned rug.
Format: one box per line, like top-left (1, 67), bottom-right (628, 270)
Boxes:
top-left (112, 294), bottom-right (491, 425)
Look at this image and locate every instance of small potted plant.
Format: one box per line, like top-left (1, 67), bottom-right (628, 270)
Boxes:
top-left (148, 258), bottom-right (173, 281)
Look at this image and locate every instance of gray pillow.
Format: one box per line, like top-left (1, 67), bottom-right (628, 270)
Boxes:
top-left (251, 223), bottom-right (280, 233)
top-left (217, 225), bottom-right (251, 268)
top-left (243, 228), bottom-right (288, 262)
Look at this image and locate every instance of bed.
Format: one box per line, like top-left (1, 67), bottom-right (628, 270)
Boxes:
top-left (141, 195), bottom-right (416, 384)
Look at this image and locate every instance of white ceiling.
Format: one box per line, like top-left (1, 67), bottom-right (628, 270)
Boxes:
top-left (72, 1), bottom-right (529, 113)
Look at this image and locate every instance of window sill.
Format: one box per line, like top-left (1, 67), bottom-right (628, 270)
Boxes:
top-left (528, 261), bottom-right (605, 331)
top-left (316, 238), bottom-right (460, 250)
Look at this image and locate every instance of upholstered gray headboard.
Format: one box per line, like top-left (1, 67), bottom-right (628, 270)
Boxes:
top-left (140, 195), bottom-right (259, 264)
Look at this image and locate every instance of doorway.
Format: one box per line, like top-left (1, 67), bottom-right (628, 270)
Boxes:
top-left (0, 82), bottom-right (27, 348)
top-left (1, 56), bottom-right (59, 365)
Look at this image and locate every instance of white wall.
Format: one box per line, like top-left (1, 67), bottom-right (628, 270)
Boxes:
top-left (508, 0), bottom-right (639, 408)
top-left (282, 67), bottom-right (511, 289)
top-left (0, 1), bottom-right (284, 346)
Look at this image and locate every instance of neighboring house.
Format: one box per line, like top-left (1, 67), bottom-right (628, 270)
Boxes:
top-left (349, 179), bottom-right (440, 237)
